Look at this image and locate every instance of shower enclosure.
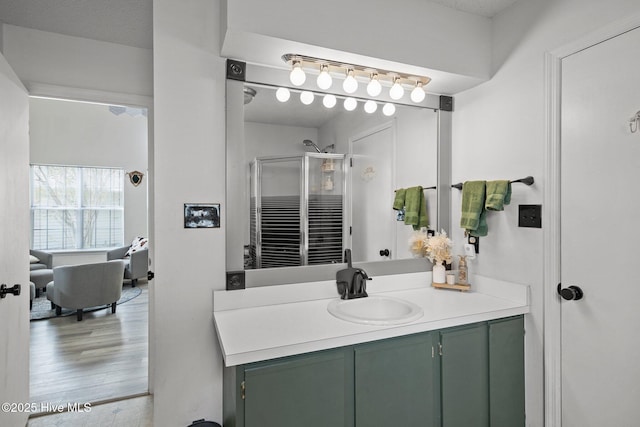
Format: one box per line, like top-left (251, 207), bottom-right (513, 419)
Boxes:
top-left (249, 153), bottom-right (346, 269)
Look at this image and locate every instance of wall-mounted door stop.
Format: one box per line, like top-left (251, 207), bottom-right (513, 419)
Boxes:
top-left (0, 284), bottom-right (21, 298)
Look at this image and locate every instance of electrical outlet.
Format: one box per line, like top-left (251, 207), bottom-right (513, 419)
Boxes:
top-left (519, 204), bottom-right (542, 228)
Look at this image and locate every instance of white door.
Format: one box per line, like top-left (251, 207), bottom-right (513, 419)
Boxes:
top-left (560, 26), bottom-right (640, 426)
top-left (350, 123), bottom-right (395, 262)
top-left (0, 54), bottom-right (31, 425)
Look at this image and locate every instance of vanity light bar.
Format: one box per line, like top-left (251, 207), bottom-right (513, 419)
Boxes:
top-left (282, 53), bottom-right (431, 88)
top-left (271, 84), bottom-right (397, 116)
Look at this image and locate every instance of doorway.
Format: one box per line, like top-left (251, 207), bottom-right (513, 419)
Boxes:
top-left (28, 97), bottom-right (151, 411)
top-left (349, 123), bottom-right (396, 263)
top-left (545, 20), bottom-right (640, 426)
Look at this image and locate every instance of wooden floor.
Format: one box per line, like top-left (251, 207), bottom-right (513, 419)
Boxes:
top-left (29, 281), bottom-right (149, 415)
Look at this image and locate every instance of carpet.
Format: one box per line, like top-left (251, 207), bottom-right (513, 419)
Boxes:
top-left (30, 287), bottom-right (142, 321)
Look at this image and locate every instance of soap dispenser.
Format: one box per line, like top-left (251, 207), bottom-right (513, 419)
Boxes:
top-left (458, 255), bottom-right (468, 285)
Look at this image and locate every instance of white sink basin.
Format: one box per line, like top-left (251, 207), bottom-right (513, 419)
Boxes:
top-left (327, 295), bottom-right (424, 325)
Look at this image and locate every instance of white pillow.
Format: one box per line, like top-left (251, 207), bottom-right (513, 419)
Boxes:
top-left (125, 237), bottom-right (149, 257)
top-left (29, 255), bottom-right (39, 264)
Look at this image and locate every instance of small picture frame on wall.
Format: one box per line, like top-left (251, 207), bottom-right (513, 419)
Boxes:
top-left (184, 203), bottom-right (220, 229)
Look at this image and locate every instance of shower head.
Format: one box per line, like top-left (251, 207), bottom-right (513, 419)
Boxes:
top-left (303, 139), bottom-right (322, 153)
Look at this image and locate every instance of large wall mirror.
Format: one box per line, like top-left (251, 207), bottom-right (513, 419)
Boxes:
top-left (226, 61), bottom-right (451, 286)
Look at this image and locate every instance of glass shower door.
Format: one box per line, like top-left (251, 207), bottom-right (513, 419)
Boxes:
top-left (305, 154), bottom-right (345, 265)
top-left (253, 157), bottom-right (303, 268)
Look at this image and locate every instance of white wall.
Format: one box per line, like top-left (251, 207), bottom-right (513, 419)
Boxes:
top-left (2, 24), bottom-right (152, 97)
top-left (245, 122), bottom-right (317, 159)
top-left (451, 0), bottom-right (640, 425)
top-left (29, 97), bottom-right (148, 248)
top-left (153, 0), bottom-right (226, 424)
top-left (224, 0), bottom-right (492, 81)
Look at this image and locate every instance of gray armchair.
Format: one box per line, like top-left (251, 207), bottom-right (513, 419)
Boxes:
top-left (107, 245), bottom-right (148, 286)
top-left (46, 260), bottom-right (125, 321)
top-left (30, 249), bottom-right (53, 271)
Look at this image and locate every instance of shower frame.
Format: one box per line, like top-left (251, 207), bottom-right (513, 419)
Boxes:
top-left (251, 152), bottom-right (347, 268)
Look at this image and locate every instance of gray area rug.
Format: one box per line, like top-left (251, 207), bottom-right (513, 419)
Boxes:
top-left (30, 286), bottom-right (142, 321)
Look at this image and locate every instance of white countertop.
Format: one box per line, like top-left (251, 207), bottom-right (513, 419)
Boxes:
top-left (213, 272), bottom-right (529, 367)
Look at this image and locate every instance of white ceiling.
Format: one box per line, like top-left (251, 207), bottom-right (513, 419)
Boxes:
top-left (0, 0), bottom-right (153, 49)
top-left (0, 0), bottom-right (520, 50)
top-left (429, 0), bottom-right (520, 17)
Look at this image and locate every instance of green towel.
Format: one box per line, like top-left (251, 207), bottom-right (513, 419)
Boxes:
top-left (393, 188), bottom-right (406, 210)
top-left (404, 186), bottom-right (428, 230)
top-left (471, 209), bottom-right (488, 237)
top-left (485, 180), bottom-right (512, 211)
top-left (460, 181), bottom-right (488, 236)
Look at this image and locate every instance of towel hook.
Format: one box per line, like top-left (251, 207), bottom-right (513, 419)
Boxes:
top-left (630, 111), bottom-right (640, 133)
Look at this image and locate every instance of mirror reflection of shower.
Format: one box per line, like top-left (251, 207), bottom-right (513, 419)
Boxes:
top-left (303, 139), bottom-right (335, 153)
top-left (249, 153), bottom-right (346, 268)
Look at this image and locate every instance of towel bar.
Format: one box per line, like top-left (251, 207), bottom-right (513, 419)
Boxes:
top-left (394, 185), bottom-right (436, 192)
top-left (451, 176), bottom-right (534, 190)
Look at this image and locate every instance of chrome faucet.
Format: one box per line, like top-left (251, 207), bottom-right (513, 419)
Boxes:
top-left (336, 249), bottom-right (371, 300)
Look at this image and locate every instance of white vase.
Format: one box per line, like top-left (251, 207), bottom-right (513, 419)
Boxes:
top-left (432, 263), bottom-right (446, 284)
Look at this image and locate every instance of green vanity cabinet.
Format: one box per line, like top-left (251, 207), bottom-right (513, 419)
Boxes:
top-left (439, 316), bottom-right (525, 427)
top-left (224, 348), bottom-right (354, 427)
top-left (440, 323), bottom-right (490, 427)
top-left (489, 316), bottom-right (526, 427)
top-left (354, 332), bottom-right (439, 427)
top-left (223, 315), bottom-right (524, 427)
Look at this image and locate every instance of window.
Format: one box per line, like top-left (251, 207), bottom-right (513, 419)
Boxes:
top-left (30, 165), bottom-right (124, 250)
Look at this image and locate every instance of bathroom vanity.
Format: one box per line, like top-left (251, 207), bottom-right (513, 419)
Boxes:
top-left (213, 272), bottom-right (529, 427)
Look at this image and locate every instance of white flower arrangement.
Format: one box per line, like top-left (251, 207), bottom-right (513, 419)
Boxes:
top-left (424, 229), bottom-right (453, 266)
top-left (408, 229), bottom-right (429, 258)
top-left (408, 229), bottom-right (453, 265)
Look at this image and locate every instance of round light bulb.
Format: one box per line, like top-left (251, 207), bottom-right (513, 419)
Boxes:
top-left (366, 75), bottom-right (382, 97)
top-left (316, 66), bottom-right (333, 90)
top-left (343, 97), bottom-right (357, 111)
top-left (382, 103), bottom-right (396, 116)
top-left (410, 83), bottom-right (426, 103)
top-left (389, 79), bottom-right (404, 100)
top-left (323, 94), bottom-right (337, 108)
top-left (364, 100), bottom-right (378, 114)
top-left (275, 87), bottom-right (291, 102)
top-left (289, 63), bottom-right (306, 86)
top-left (343, 70), bottom-right (358, 94)
top-left (300, 91), bottom-right (314, 105)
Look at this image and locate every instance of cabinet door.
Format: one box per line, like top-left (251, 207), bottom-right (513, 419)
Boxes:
top-left (354, 332), bottom-right (437, 427)
top-left (489, 316), bottom-right (525, 427)
top-left (243, 349), bottom-right (351, 427)
top-left (440, 323), bottom-right (489, 427)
